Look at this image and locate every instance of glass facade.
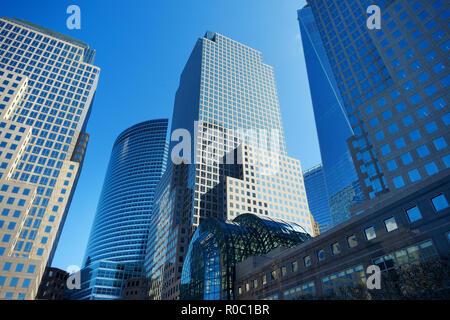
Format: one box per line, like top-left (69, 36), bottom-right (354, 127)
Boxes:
top-left (68, 261), bottom-right (143, 300)
top-left (298, 6), bottom-right (365, 227)
top-left (147, 32), bottom-right (315, 300)
top-left (0, 17), bottom-right (99, 299)
top-left (303, 165), bottom-right (332, 232)
top-left (305, 0), bottom-right (450, 204)
top-left (180, 213), bottom-right (311, 300)
top-left (70, 119), bottom-right (169, 300)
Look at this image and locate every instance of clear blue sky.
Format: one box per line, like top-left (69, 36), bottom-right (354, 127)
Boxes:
top-left (2, 0), bottom-right (321, 270)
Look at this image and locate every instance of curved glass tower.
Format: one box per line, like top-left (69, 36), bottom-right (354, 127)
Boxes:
top-left (180, 214), bottom-right (311, 300)
top-left (71, 119), bottom-right (168, 300)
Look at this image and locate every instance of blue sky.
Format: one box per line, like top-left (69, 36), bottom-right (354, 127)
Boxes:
top-left (2, 0), bottom-right (321, 270)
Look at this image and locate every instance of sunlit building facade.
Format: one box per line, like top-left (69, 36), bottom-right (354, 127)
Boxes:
top-left (145, 31), bottom-right (315, 300)
top-left (0, 17), bottom-right (99, 300)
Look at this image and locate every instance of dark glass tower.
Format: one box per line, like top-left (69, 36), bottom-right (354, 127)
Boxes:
top-left (298, 6), bottom-right (365, 227)
top-left (303, 0), bottom-right (449, 212)
top-left (70, 119), bottom-right (168, 300)
top-left (303, 165), bottom-right (332, 233)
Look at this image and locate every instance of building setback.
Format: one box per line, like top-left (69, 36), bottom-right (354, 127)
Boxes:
top-left (145, 31), bottom-right (315, 300)
top-left (0, 17), bottom-right (99, 300)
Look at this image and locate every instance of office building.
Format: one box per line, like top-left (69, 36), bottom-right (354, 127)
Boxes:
top-left (303, 165), bottom-right (332, 233)
top-left (235, 174), bottom-right (450, 299)
top-left (302, 0), bottom-right (449, 208)
top-left (145, 31), bottom-right (315, 300)
top-left (298, 7), bottom-right (365, 226)
top-left (122, 277), bottom-right (149, 300)
top-left (36, 266), bottom-right (68, 300)
top-left (0, 17), bottom-right (99, 300)
top-left (180, 213), bottom-right (311, 300)
top-left (69, 119), bottom-right (168, 299)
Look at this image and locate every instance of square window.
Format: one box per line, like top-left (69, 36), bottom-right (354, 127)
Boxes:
top-left (384, 217), bottom-right (398, 232)
top-left (393, 176), bottom-right (405, 188)
top-left (331, 242), bottom-right (341, 255)
top-left (425, 162), bottom-right (439, 176)
top-left (317, 249), bottom-right (325, 261)
top-left (365, 226), bottom-right (377, 240)
top-left (408, 169), bottom-right (421, 182)
top-left (303, 255), bottom-right (312, 267)
top-left (406, 206), bottom-right (422, 222)
top-left (347, 235), bottom-right (358, 248)
top-left (431, 194), bottom-right (448, 212)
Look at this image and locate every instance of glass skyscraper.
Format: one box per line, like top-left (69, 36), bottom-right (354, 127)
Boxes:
top-left (303, 165), bottom-right (332, 233)
top-left (146, 31), bottom-right (315, 300)
top-left (298, 7), bottom-right (365, 226)
top-left (303, 0), bottom-right (449, 210)
top-left (70, 119), bottom-right (168, 300)
top-left (0, 17), bottom-right (99, 300)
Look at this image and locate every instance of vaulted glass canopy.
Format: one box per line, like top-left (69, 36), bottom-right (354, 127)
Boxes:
top-left (180, 214), bottom-right (311, 300)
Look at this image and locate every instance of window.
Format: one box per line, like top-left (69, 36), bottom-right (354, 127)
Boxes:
top-left (270, 270), bottom-right (277, 280)
top-left (406, 206), bottom-right (422, 222)
top-left (433, 137), bottom-right (447, 151)
top-left (384, 217), bottom-right (398, 232)
top-left (408, 169), bottom-right (421, 182)
top-left (417, 145), bottom-right (430, 158)
top-left (291, 261), bottom-right (298, 273)
top-left (347, 234), bottom-right (358, 248)
top-left (393, 176), bottom-right (405, 188)
top-left (303, 255), bottom-right (312, 267)
top-left (281, 266), bottom-right (287, 277)
top-left (317, 249), bottom-right (325, 261)
top-left (331, 242), bottom-right (341, 255)
top-left (431, 194), bottom-right (448, 212)
top-left (387, 160), bottom-right (397, 171)
top-left (365, 226), bottom-right (377, 240)
top-left (425, 162), bottom-right (438, 176)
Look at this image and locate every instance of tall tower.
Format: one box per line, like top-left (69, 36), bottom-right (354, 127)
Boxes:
top-left (303, 0), bottom-right (449, 211)
top-left (0, 17), bottom-right (99, 300)
top-left (303, 165), bottom-right (332, 233)
top-left (146, 32), bottom-right (315, 300)
top-left (298, 7), bottom-right (365, 227)
top-left (70, 119), bottom-right (168, 300)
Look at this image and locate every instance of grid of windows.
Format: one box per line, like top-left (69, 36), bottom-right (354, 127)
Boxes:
top-left (308, 0), bottom-right (450, 201)
top-left (0, 17), bottom-right (99, 300)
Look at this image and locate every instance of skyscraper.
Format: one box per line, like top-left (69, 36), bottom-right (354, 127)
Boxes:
top-left (303, 0), bottom-right (449, 211)
top-left (298, 7), bottom-right (365, 226)
top-left (70, 119), bottom-right (168, 300)
top-left (146, 31), bottom-right (315, 300)
top-left (303, 165), bottom-right (332, 233)
top-left (0, 17), bottom-right (99, 300)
